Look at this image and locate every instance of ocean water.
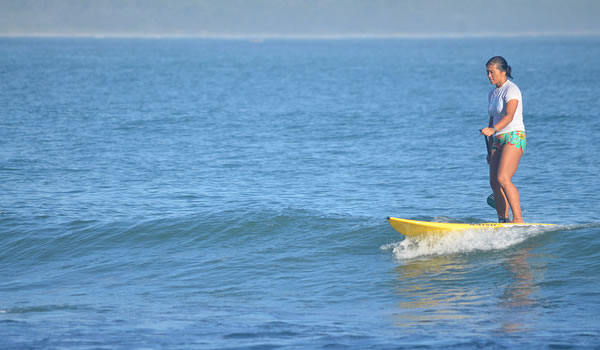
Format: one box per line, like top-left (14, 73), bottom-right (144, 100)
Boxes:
top-left (1, 37), bottom-right (600, 349)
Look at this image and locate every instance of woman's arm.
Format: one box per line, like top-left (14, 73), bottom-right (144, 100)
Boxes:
top-left (481, 99), bottom-right (518, 136)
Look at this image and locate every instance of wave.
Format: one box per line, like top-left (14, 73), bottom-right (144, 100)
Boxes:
top-left (0, 304), bottom-right (85, 315)
top-left (0, 207), bottom-right (384, 269)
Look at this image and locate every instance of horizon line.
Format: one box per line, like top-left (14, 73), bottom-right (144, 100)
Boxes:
top-left (2, 31), bottom-right (600, 40)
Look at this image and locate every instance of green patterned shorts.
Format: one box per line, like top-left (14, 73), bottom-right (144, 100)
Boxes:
top-left (492, 130), bottom-right (526, 153)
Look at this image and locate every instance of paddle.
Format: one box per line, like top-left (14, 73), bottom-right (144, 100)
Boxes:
top-left (484, 135), bottom-right (496, 208)
top-left (487, 193), bottom-right (496, 209)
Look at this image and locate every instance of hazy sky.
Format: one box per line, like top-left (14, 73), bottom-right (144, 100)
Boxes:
top-left (1, 0), bottom-right (600, 38)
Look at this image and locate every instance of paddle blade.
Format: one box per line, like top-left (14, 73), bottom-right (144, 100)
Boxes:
top-left (487, 193), bottom-right (496, 208)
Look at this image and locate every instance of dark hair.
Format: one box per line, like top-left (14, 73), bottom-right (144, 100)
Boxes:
top-left (486, 56), bottom-right (513, 79)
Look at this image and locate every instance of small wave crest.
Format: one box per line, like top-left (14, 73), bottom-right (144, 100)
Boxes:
top-left (381, 225), bottom-right (559, 260)
top-left (1, 207), bottom-right (376, 268)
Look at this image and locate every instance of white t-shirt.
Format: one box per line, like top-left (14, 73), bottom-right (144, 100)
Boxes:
top-left (488, 79), bottom-right (525, 134)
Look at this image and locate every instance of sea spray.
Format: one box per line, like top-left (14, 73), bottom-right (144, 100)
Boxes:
top-left (382, 225), bottom-right (558, 260)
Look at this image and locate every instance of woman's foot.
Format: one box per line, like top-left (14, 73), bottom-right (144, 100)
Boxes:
top-left (510, 217), bottom-right (524, 223)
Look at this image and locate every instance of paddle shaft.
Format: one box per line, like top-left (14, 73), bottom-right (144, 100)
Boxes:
top-left (484, 134), bottom-right (496, 208)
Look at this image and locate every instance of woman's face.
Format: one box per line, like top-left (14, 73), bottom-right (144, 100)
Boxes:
top-left (487, 64), bottom-right (506, 86)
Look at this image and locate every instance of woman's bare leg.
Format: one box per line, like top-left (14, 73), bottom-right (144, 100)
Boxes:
top-left (496, 144), bottom-right (523, 223)
top-left (489, 149), bottom-right (510, 221)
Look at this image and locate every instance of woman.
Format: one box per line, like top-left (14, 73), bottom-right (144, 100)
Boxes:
top-left (481, 56), bottom-right (526, 223)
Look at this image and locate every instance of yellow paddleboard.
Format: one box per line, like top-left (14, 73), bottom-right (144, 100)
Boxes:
top-left (388, 217), bottom-right (555, 238)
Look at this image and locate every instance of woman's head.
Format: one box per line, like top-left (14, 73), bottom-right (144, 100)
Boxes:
top-left (486, 56), bottom-right (512, 86)
top-left (486, 56), bottom-right (512, 79)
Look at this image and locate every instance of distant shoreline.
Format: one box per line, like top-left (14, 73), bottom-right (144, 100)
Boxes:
top-left (1, 31), bottom-right (600, 40)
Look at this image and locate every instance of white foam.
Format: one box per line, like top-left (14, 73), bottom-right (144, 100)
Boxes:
top-left (381, 226), bottom-right (554, 260)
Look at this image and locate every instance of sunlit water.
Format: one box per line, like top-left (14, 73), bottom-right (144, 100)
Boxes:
top-left (1, 37), bottom-right (600, 349)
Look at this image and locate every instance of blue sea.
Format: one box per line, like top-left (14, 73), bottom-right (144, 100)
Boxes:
top-left (1, 37), bottom-right (600, 349)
